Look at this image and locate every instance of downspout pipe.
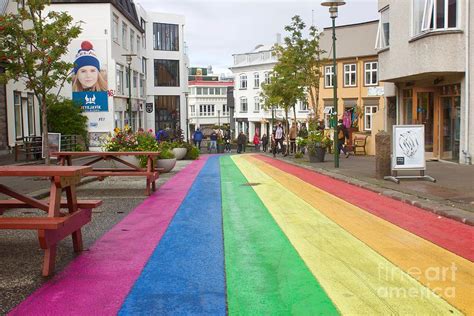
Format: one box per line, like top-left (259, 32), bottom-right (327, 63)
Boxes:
top-left (463, 0), bottom-right (471, 164)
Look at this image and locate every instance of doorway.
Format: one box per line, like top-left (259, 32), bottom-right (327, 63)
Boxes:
top-left (416, 92), bottom-right (434, 158)
top-left (440, 96), bottom-right (461, 161)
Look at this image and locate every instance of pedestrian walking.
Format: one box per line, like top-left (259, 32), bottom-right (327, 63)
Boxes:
top-left (192, 128), bottom-right (203, 150)
top-left (261, 134), bottom-right (268, 152)
top-left (224, 129), bottom-right (232, 153)
top-left (337, 119), bottom-right (350, 158)
top-left (253, 134), bottom-right (260, 152)
top-left (289, 123), bottom-right (297, 154)
top-left (272, 123), bottom-right (285, 157)
top-left (209, 130), bottom-right (218, 153)
top-left (237, 131), bottom-right (247, 154)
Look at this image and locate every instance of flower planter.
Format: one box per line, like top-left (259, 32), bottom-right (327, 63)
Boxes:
top-left (217, 144), bottom-right (225, 153)
top-left (156, 158), bottom-right (177, 173)
top-left (172, 148), bottom-right (187, 160)
top-left (309, 147), bottom-right (326, 163)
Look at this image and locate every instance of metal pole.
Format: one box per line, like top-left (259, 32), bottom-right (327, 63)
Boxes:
top-left (332, 16), bottom-right (339, 168)
top-left (128, 62), bottom-right (132, 130)
top-left (185, 93), bottom-right (189, 142)
top-left (218, 110), bottom-right (221, 128)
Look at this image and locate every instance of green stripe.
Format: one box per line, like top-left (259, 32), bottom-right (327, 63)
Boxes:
top-left (220, 156), bottom-right (338, 315)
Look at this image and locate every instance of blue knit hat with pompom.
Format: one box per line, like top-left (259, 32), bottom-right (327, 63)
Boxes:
top-left (73, 41), bottom-right (100, 74)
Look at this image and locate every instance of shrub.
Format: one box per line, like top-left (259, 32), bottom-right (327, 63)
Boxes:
top-left (47, 96), bottom-right (88, 147)
top-left (294, 152), bottom-right (304, 159)
top-left (184, 144), bottom-right (200, 160)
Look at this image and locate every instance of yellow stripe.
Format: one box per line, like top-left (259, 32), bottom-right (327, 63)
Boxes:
top-left (233, 156), bottom-right (463, 315)
top-left (245, 155), bottom-right (474, 315)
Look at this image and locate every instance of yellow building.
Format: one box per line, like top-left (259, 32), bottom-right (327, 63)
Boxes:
top-left (315, 20), bottom-right (388, 155)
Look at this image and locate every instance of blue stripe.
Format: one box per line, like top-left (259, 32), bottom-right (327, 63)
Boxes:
top-left (118, 156), bottom-right (226, 315)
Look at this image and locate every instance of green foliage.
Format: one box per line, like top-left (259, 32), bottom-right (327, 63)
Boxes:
top-left (102, 126), bottom-right (138, 152)
top-left (185, 146), bottom-right (200, 160)
top-left (156, 142), bottom-right (175, 160)
top-left (294, 152), bottom-right (304, 159)
top-left (0, 0), bottom-right (82, 162)
top-left (47, 96), bottom-right (88, 144)
top-left (307, 130), bottom-right (331, 155)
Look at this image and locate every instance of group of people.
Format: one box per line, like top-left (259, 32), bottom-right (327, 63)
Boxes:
top-left (190, 119), bottom-right (352, 158)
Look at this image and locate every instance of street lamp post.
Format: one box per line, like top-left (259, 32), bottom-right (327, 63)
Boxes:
top-left (321, 0), bottom-right (345, 168)
top-left (122, 54), bottom-right (136, 130)
top-left (184, 91), bottom-right (189, 142)
top-left (217, 109), bottom-right (221, 129)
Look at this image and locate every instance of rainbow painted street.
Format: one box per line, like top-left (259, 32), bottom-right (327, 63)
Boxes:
top-left (9, 155), bottom-right (474, 315)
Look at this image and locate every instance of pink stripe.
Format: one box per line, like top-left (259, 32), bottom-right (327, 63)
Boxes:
top-left (10, 157), bottom-right (208, 316)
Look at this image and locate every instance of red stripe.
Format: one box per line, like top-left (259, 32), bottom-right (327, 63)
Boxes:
top-left (255, 155), bottom-right (474, 262)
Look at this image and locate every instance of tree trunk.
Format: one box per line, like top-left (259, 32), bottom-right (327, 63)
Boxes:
top-left (309, 87), bottom-right (319, 121)
top-left (41, 95), bottom-right (50, 165)
top-left (285, 108), bottom-right (289, 156)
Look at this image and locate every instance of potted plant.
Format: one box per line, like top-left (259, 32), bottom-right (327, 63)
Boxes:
top-left (296, 136), bottom-right (308, 154)
top-left (217, 138), bottom-right (225, 153)
top-left (169, 141), bottom-right (187, 160)
top-left (102, 126), bottom-right (140, 167)
top-left (156, 142), bottom-right (176, 173)
top-left (307, 130), bottom-right (331, 163)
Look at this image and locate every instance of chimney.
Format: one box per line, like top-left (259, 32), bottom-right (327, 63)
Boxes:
top-left (276, 33), bottom-right (282, 45)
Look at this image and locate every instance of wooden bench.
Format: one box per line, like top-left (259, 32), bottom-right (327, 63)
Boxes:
top-left (52, 151), bottom-right (162, 195)
top-left (15, 136), bottom-right (43, 161)
top-left (0, 165), bottom-right (101, 276)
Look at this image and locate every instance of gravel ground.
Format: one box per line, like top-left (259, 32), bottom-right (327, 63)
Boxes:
top-left (0, 159), bottom-right (192, 314)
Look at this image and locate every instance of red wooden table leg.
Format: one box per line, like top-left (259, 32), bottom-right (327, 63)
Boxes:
top-left (42, 245), bottom-right (57, 277)
top-left (65, 183), bottom-right (83, 252)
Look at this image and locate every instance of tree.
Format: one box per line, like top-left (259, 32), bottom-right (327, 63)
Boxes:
top-left (0, 0), bottom-right (82, 164)
top-left (261, 15), bottom-right (325, 151)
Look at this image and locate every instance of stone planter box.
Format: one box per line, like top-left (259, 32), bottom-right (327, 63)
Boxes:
top-left (156, 158), bottom-right (177, 173)
top-left (172, 148), bottom-right (187, 160)
top-left (309, 147), bottom-right (326, 163)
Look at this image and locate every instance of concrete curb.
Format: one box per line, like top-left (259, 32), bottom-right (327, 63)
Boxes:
top-left (266, 154), bottom-right (474, 226)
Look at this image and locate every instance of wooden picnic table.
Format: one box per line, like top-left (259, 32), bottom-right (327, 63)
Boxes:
top-left (51, 151), bottom-right (162, 196)
top-left (0, 165), bottom-right (102, 276)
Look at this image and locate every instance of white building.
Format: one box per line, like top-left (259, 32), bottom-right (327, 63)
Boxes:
top-left (187, 67), bottom-right (233, 136)
top-left (230, 44), bottom-right (311, 141)
top-left (4, 0), bottom-right (188, 149)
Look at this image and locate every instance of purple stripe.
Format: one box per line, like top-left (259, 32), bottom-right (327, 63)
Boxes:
top-left (9, 157), bottom-right (208, 316)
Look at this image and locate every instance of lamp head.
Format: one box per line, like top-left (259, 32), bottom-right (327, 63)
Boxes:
top-left (321, 0), bottom-right (345, 18)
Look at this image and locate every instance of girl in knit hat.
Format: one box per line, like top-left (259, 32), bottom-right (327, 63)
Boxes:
top-left (72, 41), bottom-right (108, 92)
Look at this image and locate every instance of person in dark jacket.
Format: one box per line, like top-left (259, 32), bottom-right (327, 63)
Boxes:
top-left (224, 129), bottom-right (232, 153)
top-left (209, 130), bottom-right (218, 153)
top-left (237, 132), bottom-right (247, 154)
top-left (337, 119), bottom-right (350, 158)
top-left (192, 128), bottom-right (204, 150)
top-left (261, 134), bottom-right (268, 152)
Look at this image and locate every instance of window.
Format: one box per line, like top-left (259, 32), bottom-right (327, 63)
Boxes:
top-left (122, 23), bottom-right (128, 49)
top-left (137, 36), bottom-right (141, 56)
top-left (130, 29), bottom-right (135, 53)
top-left (323, 106), bottom-right (334, 129)
top-left (27, 93), bottom-right (35, 135)
top-left (116, 64), bottom-right (124, 95)
top-left (264, 72), bottom-right (270, 84)
top-left (14, 92), bottom-right (23, 139)
top-left (376, 7), bottom-right (390, 49)
top-left (140, 74), bottom-right (145, 97)
top-left (254, 96), bottom-right (260, 112)
top-left (240, 97), bottom-right (248, 112)
top-left (299, 100), bottom-right (308, 111)
top-left (203, 87), bottom-right (209, 95)
top-left (254, 73), bottom-right (260, 88)
top-left (223, 104), bottom-right (229, 116)
top-left (414, 0), bottom-right (457, 35)
top-left (133, 71), bottom-right (138, 89)
top-left (190, 105), bottom-right (195, 116)
top-left (142, 57), bottom-right (147, 75)
top-left (221, 87), bottom-right (227, 95)
top-left (344, 64), bottom-right (357, 87)
top-left (240, 74), bottom-right (247, 89)
top-left (209, 87), bottom-right (215, 95)
top-left (112, 14), bottom-right (119, 42)
top-left (153, 23), bottom-right (179, 51)
top-left (154, 59), bottom-right (180, 86)
top-left (364, 62), bottom-right (378, 86)
top-left (364, 106), bottom-right (377, 131)
top-left (125, 68), bottom-right (129, 89)
top-left (115, 111), bottom-right (123, 129)
top-left (140, 18), bottom-right (146, 48)
top-left (197, 87), bottom-right (202, 95)
top-left (154, 96), bottom-right (180, 131)
top-left (199, 104), bottom-right (215, 116)
top-left (325, 66), bottom-right (334, 88)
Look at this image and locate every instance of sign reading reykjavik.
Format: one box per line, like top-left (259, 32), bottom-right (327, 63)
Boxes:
top-left (73, 91), bottom-right (108, 112)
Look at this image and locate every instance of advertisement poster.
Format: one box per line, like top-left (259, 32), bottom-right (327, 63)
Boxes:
top-left (392, 125), bottom-right (425, 170)
top-left (71, 39), bottom-right (108, 112)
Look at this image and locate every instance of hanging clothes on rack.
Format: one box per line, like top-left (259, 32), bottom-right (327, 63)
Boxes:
top-left (343, 109), bottom-right (352, 128)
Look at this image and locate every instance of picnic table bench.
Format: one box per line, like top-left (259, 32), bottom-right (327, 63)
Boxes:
top-left (51, 151), bottom-right (162, 196)
top-left (0, 166), bottom-right (102, 276)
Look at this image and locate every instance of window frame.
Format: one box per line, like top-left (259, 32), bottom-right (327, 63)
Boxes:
top-left (13, 91), bottom-right (24, 140)
top-left (324, 65), bottom-right (334, 88)
top-left (343, 63), bottom-right (357, 87)
top-left (364, 105), bottom-right (378, 131)
top-left (154, 59), bottom-right (180, 87)
top-left (153, 23), bottom-right (180, 51)
top-left (116, 64), bottom-right (124, 95)
top-left (253, 72), bottom-right (260, 88)
top-left (240, 97), bottom-right (248, 113)
top-left (27, 93), bottom-right (35, 136)
top-left (375, 7), bottom-right (390, 50)
top-left (122, 22), bottom-right (128, 49)
top-left (112, 14), bottom-right (119, 43)
top-left (240, 74), bottom-right (247, 90)
top-left (414, 0), bottom-right (458, 35)
top-left (364, 61), bottom-right (378, 86)
top-left (254, 96), bottom-right (260, 112)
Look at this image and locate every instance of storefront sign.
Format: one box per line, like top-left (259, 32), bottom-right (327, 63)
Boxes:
top-left (368, 87), bottom-right (384, 96)
top-left (73, 91), bottom-right (109, 112)
top-left (392, 125), bottom-right (425, 170)
top-left (145, 102), bottom-right (154, 113)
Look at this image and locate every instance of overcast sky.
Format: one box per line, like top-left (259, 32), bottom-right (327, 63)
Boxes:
top-left (138, 0), bottom-right (379, 75)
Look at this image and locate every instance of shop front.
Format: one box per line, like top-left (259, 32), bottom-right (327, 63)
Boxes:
top-left (399, 84), bottom-right (461, 162)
